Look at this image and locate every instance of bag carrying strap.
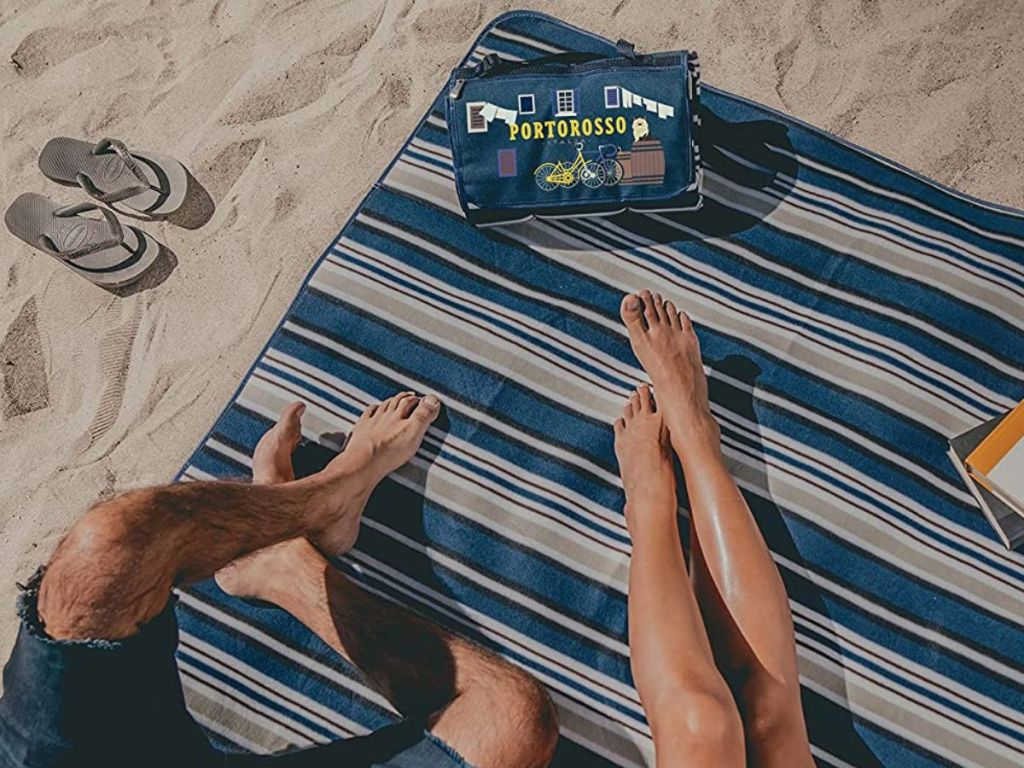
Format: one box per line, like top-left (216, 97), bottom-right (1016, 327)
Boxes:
top-left (463, 39), bottom-right (638, 80)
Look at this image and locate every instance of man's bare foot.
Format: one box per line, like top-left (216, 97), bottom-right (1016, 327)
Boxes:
top-left (312, 391), bottom-right (441, 555)
top-left (215, 403), bottom-right (317, 601)
top-left (252, 401), bottom-right (305, 484)
top-left (216, 392), bottom-right (441, 599)
top-left (613, 385), bottom-right (677, 537)
top-left (620, 291), bottom-right (720, 457)
top-left (216, 536), bottom-right (322, 604)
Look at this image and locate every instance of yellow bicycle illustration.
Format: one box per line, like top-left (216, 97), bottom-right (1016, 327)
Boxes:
top-left (534, 142), bottom-right (623, 191)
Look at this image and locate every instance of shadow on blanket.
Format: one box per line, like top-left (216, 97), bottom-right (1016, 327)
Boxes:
top-left (511, 105), bottom-right (799, 250)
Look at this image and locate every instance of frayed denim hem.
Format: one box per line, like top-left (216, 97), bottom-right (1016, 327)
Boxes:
top-left (16, 565), bottom-right (173, 651)
top-left (422, 730), bottom-right (475, 768)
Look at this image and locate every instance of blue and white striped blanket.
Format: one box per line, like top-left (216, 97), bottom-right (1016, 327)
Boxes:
top-left (175, 12), bottom-right (1024, 768)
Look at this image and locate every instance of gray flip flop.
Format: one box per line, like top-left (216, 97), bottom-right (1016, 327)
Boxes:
top-left (37, 137), bottom-right (188, 218)
top-left (5, 193), bottom-right (160, 287)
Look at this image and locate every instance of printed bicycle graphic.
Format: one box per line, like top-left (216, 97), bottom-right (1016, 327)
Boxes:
top-left (534, 143), bottom-right (624, 191)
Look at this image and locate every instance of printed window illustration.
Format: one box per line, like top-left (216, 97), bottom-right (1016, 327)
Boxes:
top-left (555, 89), bottom-right (576, 116)
top-left (466, 102), bottom-right (487, 133)
top-left (604, 86), bottom-right (620, 108)
top-left (497, 148), bottom-right (517, 178)
top-left (518, 94), bottom-right (536, 115)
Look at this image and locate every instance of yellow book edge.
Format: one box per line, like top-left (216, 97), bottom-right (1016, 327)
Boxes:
top-left (966, 399), bottom-right (1024, 474)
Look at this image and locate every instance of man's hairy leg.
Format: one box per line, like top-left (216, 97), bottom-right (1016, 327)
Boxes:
top-left (38, 393), bottom-right (441, 641)
top-left (217, 409), bottom-right (558, 768)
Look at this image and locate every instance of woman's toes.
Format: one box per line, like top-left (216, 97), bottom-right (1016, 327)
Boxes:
top-left (396, 393), bottom-right (420, 417)
top-left (665, 301), bottom-right (680, 327)
top-left (614, 417), bottom-right (625, 434)
top-left (620, 293), bottom-right (646, 331)
top-left (411, 394), bottom-right (441, 424)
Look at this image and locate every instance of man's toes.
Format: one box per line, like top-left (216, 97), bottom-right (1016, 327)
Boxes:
top-left (620, 293), bottom-right (646, 332)
top-left (276, 401), bottom-right (305, 443)
top-left (637, 384), bottom-right (653, 412)
top-left (411, 394), bottom-right (441, 424)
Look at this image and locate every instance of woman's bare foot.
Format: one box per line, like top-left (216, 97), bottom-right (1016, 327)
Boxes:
top-left (620, 291), bottom-right (720, 459)
top-left (614, 385), bottom-right (677, 537)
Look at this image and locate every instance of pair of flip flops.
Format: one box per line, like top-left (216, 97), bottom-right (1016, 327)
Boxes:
top-left (5, 138), bottom-right (188, 288)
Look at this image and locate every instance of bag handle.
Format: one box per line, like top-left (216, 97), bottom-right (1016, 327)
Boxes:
top-left (471, 38), bottom-right (637, 79)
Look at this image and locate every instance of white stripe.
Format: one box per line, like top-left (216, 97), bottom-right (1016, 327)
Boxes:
top-left (189, 707), bottom-right (274, 754)
top-left (488, 27), bottom-right (564, 54)
top-left (764, 143), bottom-right (1024, 253)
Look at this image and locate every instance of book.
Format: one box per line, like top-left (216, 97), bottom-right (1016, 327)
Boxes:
top-left (965, 400), bottom-right (1024, 515)
top-left (948, 411), bottom-right (1024, 551)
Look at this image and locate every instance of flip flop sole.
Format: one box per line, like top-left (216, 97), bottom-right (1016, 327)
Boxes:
top-left (124, 152), bottom-right (189, 216)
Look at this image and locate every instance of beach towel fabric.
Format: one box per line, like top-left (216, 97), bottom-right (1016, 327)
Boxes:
top-left (174, 12), bottom-right (1024, 768)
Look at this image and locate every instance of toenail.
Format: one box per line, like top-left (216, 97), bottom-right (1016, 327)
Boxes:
top-left (424, 394), bottom-right (440, 408)
top-left (625, 296), bottom-right (641, 310)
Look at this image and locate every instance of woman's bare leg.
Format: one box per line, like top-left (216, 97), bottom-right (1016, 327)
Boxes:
top-left (620, 291), bottom-right (813, 768)
top-left (614, 385), bottom-right (744, 767)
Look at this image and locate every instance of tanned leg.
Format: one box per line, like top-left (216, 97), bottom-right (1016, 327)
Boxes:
top-left (620, 291), bottom-right (813, 768)
top-left (216, 426), bottom-right (558, 768)
top-left (37, 393), bottom-right (441, 642)
top-left (614, 384), bottom-right (744, 768)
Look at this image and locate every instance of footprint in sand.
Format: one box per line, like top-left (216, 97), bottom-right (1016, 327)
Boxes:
top-left (221, 12), bottom-right (382, 125)
top-left (0, 298), bottom-right (49, 418)
top-left (411, 1), bottom-right (482, 43)
top-left (77, 302), bottom-right (143, 451)
top-left (198, 138), bottom-right (263, 205)
top-left (10, 26), bottom-right (97, 79)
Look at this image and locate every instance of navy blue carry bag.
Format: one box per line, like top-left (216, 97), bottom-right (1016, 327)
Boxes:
top-left (445, 40), bottom-right (702, 227)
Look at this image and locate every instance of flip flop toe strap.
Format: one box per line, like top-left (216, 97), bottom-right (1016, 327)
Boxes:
top-left (75, 138), bottom-right (158, 204)
top-left (38, 204), bottom-right (126, 262)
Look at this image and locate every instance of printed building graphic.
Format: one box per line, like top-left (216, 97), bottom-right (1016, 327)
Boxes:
top-left (465, 82), bottom-right (675, 187)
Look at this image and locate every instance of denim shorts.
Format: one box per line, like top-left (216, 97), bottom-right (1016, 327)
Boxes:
top-left (0, 568), bottom-right (471, 768)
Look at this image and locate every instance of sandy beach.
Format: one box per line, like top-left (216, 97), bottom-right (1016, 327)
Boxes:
top-left (0, 0), bottom-right (1022, 672)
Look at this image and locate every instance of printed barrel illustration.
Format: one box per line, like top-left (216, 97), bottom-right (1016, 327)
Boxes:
top-left (619, 138), bottom-right (665, 185)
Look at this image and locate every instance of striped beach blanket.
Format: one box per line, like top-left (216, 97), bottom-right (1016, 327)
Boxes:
top-left (174, 11), bottom-right (1024, 768)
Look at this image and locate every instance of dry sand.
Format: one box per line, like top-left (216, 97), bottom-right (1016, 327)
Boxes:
top-left (0, 0), bottom-right (1022, 667)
